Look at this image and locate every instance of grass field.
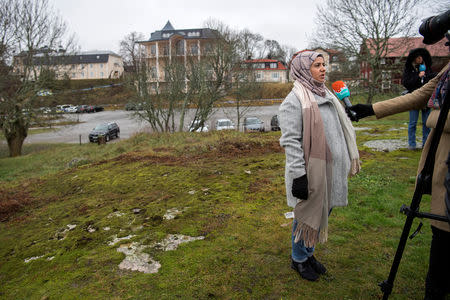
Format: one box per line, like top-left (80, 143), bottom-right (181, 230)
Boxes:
top-left (0, 111), bottom-right (440, 299)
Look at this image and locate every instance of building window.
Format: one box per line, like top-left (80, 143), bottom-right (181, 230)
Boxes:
top-left (72, 73), bottom-right (76, 77)
top-left (151, 44), bottom-right (156, 56)
top-left (100, 64), bottom-right (103, 68)
top-left (151, 67), bottom-right (157, 79)
top-left (81, 72), bottom-right (84, 78)
top-left (190, 44), bottom-right (198, 55)
top-left (188, 31), bottom-right (200, 37)
top-left (100, 72), bottom-right (104, 77)
top-left (254, 63), bottom-right (265, 69)
top-left (90, 72), bottom-right (93, 77)
top-left (272, 72), bottom-right (279, 79)
top-left (381, 70), bottom-right (391, 89)
top-left (90, 64), bottom-right (93, 68)
top-left (270, 63), bottom-right (277, 69)
top-left (204, 43), bottom-right (212, 54)
top-left (256, 72), bottom-right (262, 80)
top-left (163, 45), bottom-right (169, 56)
top-left (380, 58), bottom-right (386, 65)
top-left (96, 55), bottom-right (100, 59)
top-left (176, 40), bottom-right (184, 55)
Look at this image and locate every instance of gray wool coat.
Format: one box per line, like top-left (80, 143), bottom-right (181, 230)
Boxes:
top-left (279, 90), bottom-right (351, 209)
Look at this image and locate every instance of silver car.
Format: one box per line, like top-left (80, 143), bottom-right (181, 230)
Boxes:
top-left (215, 118), bottom-right (235, 131)
top-left (243, 117), bottom-right (265, 132)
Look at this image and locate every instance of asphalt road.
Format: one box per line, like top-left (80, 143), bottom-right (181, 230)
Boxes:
top-left (24, 104), bottom-right (281, 144)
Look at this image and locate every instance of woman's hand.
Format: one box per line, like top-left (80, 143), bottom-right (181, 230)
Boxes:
top-left (292, 175), bottom-right (308, 200)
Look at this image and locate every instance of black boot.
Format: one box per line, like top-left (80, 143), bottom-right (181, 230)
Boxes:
top-left (308, 255), bottom-right (327, 275)
top-left (291, 258), bottom-right (319, 281)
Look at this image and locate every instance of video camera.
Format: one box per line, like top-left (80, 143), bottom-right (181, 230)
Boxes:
top-left (419, 9), bottom-right (450, 45)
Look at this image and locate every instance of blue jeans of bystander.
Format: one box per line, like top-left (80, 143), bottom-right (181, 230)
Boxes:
top-left (408, 108), bottom-right (431, 148)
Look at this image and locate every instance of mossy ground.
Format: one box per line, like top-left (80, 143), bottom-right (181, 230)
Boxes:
top-left (0, 113), bottom-right (437, 299)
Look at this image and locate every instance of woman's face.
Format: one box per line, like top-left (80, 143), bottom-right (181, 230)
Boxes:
top-left (310, 56), bottom-right (326, 83)
top-left (415, 56), bottom-right (423, 64)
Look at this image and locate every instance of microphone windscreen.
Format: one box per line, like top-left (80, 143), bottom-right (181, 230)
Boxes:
top-left (331, 81), bottom-right (350, 100)
top-left (419, 64), bottom-right (426, 72)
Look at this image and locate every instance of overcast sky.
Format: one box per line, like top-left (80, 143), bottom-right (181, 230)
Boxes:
top-left (49, 0), bottom-right (441, 55)
top-left (49, 0), bottom-right (321, 54)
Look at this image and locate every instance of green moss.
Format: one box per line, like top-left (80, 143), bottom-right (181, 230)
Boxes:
top-left (0, 118), bottom-right (433, 299)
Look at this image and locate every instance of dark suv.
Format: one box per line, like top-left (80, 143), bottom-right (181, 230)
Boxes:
top-left (89, 122), bottom-right (120, 143)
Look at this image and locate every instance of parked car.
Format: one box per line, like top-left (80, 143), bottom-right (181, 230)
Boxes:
top-left (37, 89), bottom-right (52, 96)
top-left (88, 122), bottom-right (120, 143)
top-left (215, 118), bottom-right (235, 131)
top-left (243, 117), bottom-right (265, 132)
top-left (61, 104), bottom-right (73, 112)
top-left (270, 115), bottom-right (280, 131)
top-left (189, 120), bottom-right (209, 132)
top-left (39, 107), bottom-right (52, 114)
top-left (66, 106), bottom-right (78, 113)
top-left (125, 102), bottom-right (143, 111)
top-left (55, 105), bottom-right (65, 113)
top-left (94, 105), bottom-right (104, 112)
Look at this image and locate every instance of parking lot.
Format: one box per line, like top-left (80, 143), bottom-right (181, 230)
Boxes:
top-left (24, 104), bottom-right (281, 144)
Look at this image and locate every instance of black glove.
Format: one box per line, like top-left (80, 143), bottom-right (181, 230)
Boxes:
top-left (346, 104), bottom-right (375, 122)
top-left (292, 175), bottom-right (308, 200)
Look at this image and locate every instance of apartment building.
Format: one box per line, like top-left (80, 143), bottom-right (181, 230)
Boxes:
top-left (14, 48), bottom-right (124, 80)
top-left (137, 21), bottom-right (218, 89)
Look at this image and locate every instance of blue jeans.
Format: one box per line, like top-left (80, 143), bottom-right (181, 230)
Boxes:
top-left (408, 108), bottom-right (431, 148)
top-left (291, 219), bottom-right (314, 263)
top-left (292, 208), bottom-right (333, 263)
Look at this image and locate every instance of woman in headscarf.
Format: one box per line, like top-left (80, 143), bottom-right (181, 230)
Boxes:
top-left (278, 51), bottom-right (360, 281)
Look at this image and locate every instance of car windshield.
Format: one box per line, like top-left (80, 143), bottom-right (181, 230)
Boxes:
top-left (246, 118), bottom-right (259, 124)
top-left (218, 120), bottom-right (231, 126)
top-left (94, 124), bottom-right (108, 131)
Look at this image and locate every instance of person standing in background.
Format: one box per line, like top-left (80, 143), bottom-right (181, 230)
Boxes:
top-left (402, 48), bottom-right (436, 150)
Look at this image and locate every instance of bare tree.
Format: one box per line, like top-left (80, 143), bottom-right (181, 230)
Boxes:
top-left (0, 0), bottom-right (15, 66)
top-left (312, 0), bottom-right (420, 103)
top-left (0, 0), bottom-right (74, 156)
top-left (119, 31), bottom-right (145, 73)
top-left (237, 29), bottom-right (264, 60)
top-left (229, 65), bottom-right (259, 130)
top-left (260, 39), bottom-right (281, 60)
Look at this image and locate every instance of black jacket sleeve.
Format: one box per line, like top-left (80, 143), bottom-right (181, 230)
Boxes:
top-left (402, 68), bottom-right (422, 92)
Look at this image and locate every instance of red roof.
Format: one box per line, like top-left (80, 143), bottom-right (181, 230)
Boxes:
top-left (243, 59), bottom-right (287, 70)
top-left (364, 37), bottom-right (449, 58)
top-left (244, 59), bottom-right (279, 63)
